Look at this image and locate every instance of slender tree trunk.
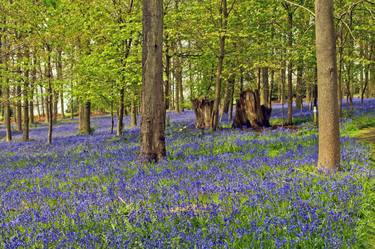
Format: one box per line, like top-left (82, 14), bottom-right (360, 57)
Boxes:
top-left (140, 0), bottom-right (166, 162)
top-left (16, 85), bottom-right (22, 131)
top-left (111, 99), bottom-right (114, 134)
top-left (261, 67), bottom-right (269, 108)
top-left (53, 90), bottom-right (58, 121)
top-left (22, 50), bottom-right (30, 141)
top-left (40, 85), bottom-right (45, 117)
top-left (223, 74), bottom-right (235, 114)
top-left (174, 53), bottom-right (181, 113)
top-left (281, 60), bottom-right (286, 122)
top-left (131, 98), bottom-right (137, 127)
top-left (4, 85), bottom-right (12, 142)
top-left (117, 87), bottom-right (125, 136)
top-left (47, 45), bottom-right (53, 145)
top-left (211, 0), bottom-right (228, 131)
top-left (296, 59), bottom-right (304, 111)
top-left (2, 33), bottom-right (12, 142)
top-left (315, 0), bottom-right (340, 171)
top-left (165, 39), bottom-right (171, 110)
top-left (269, 69), bottom-right (274, 108)
top-left (57, 49), bottom-right (64, 119)
top-left (287, 11), bottom-right (293, 125)
top-left (338, 25), bottom-right (343, 115)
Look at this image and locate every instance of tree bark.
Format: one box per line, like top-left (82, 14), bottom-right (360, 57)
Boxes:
top-left (140, 0), bottom-right (166, 162)
top-left (46, 44), bottom-right (53, 145)
top-left (223, 73), bottom-right (235, 114)
top-left (315, 0), bottom-right (340, 171)
top-left (296, 59), bottom-right (304, 111)
top-left (261, 67), bottom-right (269, 108)
top-left (193, 99), bottom-right (214, 129)
top-left (117, 87), bottom-right (125, 136)
top-left (233, 90), bottom-right (272, 129)
top-left (22, 50), bottom-right (30, 141)
top-left (211, 0), bottom-right (228, 131)
top-left (165, 37), bottom-right (171, 110)
top-left (16, 85), bottom-right (22, 131)
top-left (130, 98), bottom-right (137, 127)
top-left (57, 49), bottom-right (64, 119)
top-left (287, 11), bottom-right (293, 125)
top-left (79, 101), bottom-right (91, 135)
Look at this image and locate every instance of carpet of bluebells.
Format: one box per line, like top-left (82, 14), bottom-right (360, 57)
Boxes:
top-left (0, 100), bottom-right (374, 249)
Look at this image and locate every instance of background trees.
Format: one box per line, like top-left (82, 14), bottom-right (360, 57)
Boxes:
top-left (0, 0), bottom-right (373, 157)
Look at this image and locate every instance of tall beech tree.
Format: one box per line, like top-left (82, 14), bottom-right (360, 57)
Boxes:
top-left (315, 0), bottom-right (340, 171)
top-left (140, 0), bottom-right (166, 162)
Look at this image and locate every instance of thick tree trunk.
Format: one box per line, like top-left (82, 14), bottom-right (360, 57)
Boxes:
top-left (315, 0), bottom-right (340, 171)
top-left (79, 101), bottom-right (91, 135)
top-left (192, 99), bottom-right (214, 129)
top-left (140, 0), bottom-right (166, 162)
top-left (117, 87), bottom-right (125, 136)
top-left (233, 90), bottom-right (272, 129)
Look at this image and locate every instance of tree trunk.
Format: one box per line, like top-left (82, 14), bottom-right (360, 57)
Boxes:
top-left (40, 85), bottom-right (45, 118)
top-left (281, 59), bottom-right (286, 122)
top-left (233, 90), bottom-right (272, 129)
top-left (174, 54), bottom-right (181, 113)
top-left (287, 11), bottom-right (293, 125)
top-left (269, 69), bottom-right (274, 108)
top-left (4, 85), bottom-right (12, 142)
top-left (140, 0), bottom-right (166, 162)
top-left (315, 0), bottom-right (340, 171)
top-left (111, 99), bottom-right (114, 134)
top-left (211, 0), bottom-right (228, 131)
top-left (192, 99), bottom-right (214, 129)
top-left (223, 74), bottom-right (235, 114)
top-left (22, 50), bottom-right (30, 141)
top-left (130, 98), bottom-right (137, 127)
top-left (296, 59), bottom-right (304, 111)
top-left (79, 101), bottom-right (91, 135)
top-left (165, 38), bottom-right (171, 110)
top-left (57, 49), bottom-right (64, 119)
top-left (261, 67), bottom-right (269, 108)
top-left (16, 85), bottom-right (22, 131)
top-left (47, 45), bottom-right (53, 145)
top-left (2, 34), bottom-right (12, 142)
top-left (337, 25), bottom-right (343, 115)
top-left (117, 87), bottom-right (125, 136)
top-left (53, 90), bottom-right (58, 122)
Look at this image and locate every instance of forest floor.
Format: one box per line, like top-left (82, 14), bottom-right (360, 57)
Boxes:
top-left (0, 99), bottom-right (375, 248)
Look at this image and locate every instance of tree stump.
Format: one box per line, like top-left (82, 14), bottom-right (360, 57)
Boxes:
top-left (192, 99), bottom-right (214, 129)
top-left (233, 90), bottom-right (272, 129)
